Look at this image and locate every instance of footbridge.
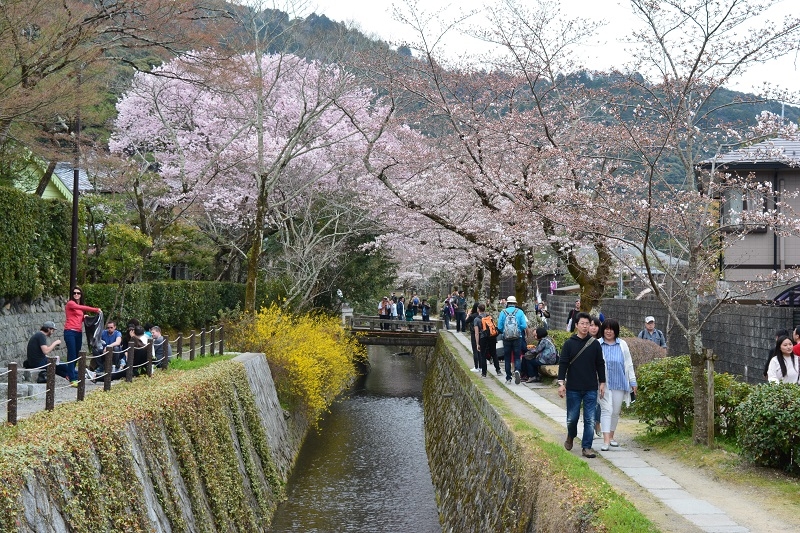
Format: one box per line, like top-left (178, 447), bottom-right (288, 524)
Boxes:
top-left (347, 316), bottom-right (443, 346)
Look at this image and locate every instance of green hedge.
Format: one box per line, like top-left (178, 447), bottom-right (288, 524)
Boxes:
top-left (634, 355), bottom-right (752, 437)
top-left (85, 281), bottom-right (247, 331)
top-left (737, 384), bottom-right (800, 473)
top-left (0, 186), bottom-right (70, 299)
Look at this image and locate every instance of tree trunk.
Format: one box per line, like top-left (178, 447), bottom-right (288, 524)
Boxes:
top-left (473, 266), bottom-right (485, 302)
top-left (488, 262), bottom-right (501, 306)
top-left (244, 192), bottom-right (268, 313)
top-left (513, 252), bottom-right (529, 306)
top-left (686, 286), bottom-right (709, 443)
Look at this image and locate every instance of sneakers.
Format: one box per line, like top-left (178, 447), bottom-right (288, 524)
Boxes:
top-left (600, 444), bottom-right (610, 451)
top-left (70, 380), bottom-right (79, 388)
top-left (564, 437), bottom-right (573, 451)
top-left (506, 379), bottom-right (512, 384)
top-left (36, 372), bottom-right (47, 384)
top-left (118, 358), bottom-right (126, 369)
top-left (496, 369), bottom-right (502, 376)
top-left (470, 368), bottom-right (481, 373)
top-left (525, 377), bottom-right (540, 383)
top-left (514, 370), bottom-right (521, 384)
top-left (85, 369), bottom-right (96, 383)
top-left (582, 448), bottom-right (596, 458)
top-left (610, 440), bottom-right (620, 447)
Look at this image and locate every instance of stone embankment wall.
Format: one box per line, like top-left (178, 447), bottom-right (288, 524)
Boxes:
top-left (424, 339), bottom-right (598, 532)
top-left (548, 294), bottom-right (792, 383)
top-left (0, 297), bottom-right (65, 366)
top-left (11, 353), bottom-right (307, 532)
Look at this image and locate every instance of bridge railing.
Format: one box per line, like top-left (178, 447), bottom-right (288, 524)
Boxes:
top-left (348, 315), bottom-right (444, 334)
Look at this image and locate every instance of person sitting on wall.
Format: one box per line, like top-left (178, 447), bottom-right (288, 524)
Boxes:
top-left (24, 321), bottom-right (69, 383)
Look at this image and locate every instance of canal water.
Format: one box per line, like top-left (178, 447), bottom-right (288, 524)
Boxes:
top-left (268, 345), bottom-right (441, 533)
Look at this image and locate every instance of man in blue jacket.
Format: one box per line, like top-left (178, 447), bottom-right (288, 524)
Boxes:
top-left (497, 296), bottom-right (528, 385)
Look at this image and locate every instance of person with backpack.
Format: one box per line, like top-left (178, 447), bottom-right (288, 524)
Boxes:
top-left (638, 316), bottom-right (667, 348)
top-left (474, 303), bottom-right (501, 377)
top-left (420, 299), bottom-right (431, 331)
top-left (497, 296), bottom-right (528, 385)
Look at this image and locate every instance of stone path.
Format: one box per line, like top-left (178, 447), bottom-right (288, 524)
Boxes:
top-left (447, 331), bottom-right (749, 533)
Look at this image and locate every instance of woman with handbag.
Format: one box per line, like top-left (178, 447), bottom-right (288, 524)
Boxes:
top-left (597, 318), bottom-right (637, 451)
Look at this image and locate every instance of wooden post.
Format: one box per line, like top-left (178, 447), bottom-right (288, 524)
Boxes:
top-left (219, 325), bottom-right (224, 354)
top-left (77, 350), bottom-right (86, 401)
top-left (210, 327), bottom-right (216, 356)
top-left (176, 333), bottom-right (183, 360)
top-left (103, 347), bottom-right (112, 392)
top-left (190, 330), bottom-right (196, 361)
top-left (162, 335), bottom-right (169, 369)
top-left (705, 348), bottom-right (716, 448)
top-left (7, 362), bottom-right (17, 425)
top-left (200, 328), bottom-right (206, 357)
top-left (46, 356), bottom-right (56, 411)
top-left (126, 342), bottom-right (134, 382)
top-left (146, 339), bottom-right (153, 377)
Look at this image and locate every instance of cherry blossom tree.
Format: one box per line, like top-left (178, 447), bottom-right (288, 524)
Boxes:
top-left (111, 50), bottom-right (392, 311)
top-left (597, 0), bottom-right (800, 443)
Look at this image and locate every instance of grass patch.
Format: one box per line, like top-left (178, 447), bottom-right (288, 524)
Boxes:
top-left (635, 429), bottom-right (800, 505)
top-left (169, 353), bottom-right (237, 371)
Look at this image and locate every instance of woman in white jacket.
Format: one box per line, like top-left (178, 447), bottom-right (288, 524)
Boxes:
top-left (598, 318), bottom-right (637, 451)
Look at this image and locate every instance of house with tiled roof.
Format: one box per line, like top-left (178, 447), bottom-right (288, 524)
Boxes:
top-left (701, 138), bottom-right (800, 285)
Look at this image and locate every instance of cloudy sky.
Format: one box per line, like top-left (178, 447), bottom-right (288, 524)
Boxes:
top-left (307, 0), bottom-right (800, 97)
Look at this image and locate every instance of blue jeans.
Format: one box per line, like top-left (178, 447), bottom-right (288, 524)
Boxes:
top-left (503, 338), bottom-right (522, 380)
top-left (63, 329), bottom-right (81, 382)
top-left (566, 389), bottom-right (598, 450)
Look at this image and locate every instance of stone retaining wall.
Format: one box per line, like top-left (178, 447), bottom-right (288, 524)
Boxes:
top-left (547, 294), bottom-right (792, 383)
top-left (0, 297), bottom-right (66, 367)
top-left (424, 338), bottom-right (600, 532)
top-left (13, 353), bottom-right (307, 532)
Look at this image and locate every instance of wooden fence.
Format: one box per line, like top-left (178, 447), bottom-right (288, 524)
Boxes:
top-left (4, 325), bottom-right (224, 425)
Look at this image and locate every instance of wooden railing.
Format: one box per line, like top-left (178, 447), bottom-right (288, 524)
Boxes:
top-left (4, 325), bottom-right (224, 425)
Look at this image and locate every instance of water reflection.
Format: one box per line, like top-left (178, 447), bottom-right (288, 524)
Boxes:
top-left (268, 346), bottom-right (441, 533)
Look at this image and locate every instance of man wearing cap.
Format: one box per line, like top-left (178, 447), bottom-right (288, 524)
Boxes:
top-left (497, 296), bottom-right (528, 384)
top-left (638, 316), bottom-right (667, 348)
top-left (24, 321), bottom-right (70, 383)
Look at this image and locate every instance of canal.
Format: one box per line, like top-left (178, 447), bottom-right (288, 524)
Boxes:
top-left (268, 345), bottom-right (441, 532)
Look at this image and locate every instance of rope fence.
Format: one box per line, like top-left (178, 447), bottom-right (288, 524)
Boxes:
top-left (4, 324), bottom-right (224, 425)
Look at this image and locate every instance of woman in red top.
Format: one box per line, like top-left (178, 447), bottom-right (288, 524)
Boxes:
top-left (64, 286), bottom-right (101, 384)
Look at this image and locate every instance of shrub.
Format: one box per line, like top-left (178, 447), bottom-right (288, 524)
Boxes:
top-left (635, 355), bottom-right (752, 436)
top-left (736, 384), bottom-right (800, 473)
top-left (85, 281), bottom-right (247, 331)
top-left (547, 330), bottom-right (573, 352)
top-left (622, 337), bottom-right (667, 368)
top-left (0, 187), bottom-right (70, 299)
top-left (226, 305), bottom-right (366, 423)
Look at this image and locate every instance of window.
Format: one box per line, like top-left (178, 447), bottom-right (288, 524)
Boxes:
top-left (721, 188), bottom-right (766, 231)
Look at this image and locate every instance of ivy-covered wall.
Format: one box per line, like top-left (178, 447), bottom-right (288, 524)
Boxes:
top-left (0, 186), bottom-right (70, 300)
top-left (1, 353), bottom-right (308, 532)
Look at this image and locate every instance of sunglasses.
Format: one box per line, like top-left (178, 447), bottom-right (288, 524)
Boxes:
top-left (73, 291), bottom-right (82, 295)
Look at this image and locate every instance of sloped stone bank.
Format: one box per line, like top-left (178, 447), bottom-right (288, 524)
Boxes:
top-left (3, 353), bottom-right (308, 532)
top-left (424, 339), bottom-right (604, 533)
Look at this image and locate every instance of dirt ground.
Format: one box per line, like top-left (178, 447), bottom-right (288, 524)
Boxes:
top-left (452, 340), bottom-right (800, 533)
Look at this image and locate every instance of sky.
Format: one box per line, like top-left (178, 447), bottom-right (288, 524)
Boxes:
top-left (307, 0), bottom-right (800, 99)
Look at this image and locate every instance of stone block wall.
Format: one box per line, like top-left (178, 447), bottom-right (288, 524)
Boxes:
top-left (424, 339), bottom-right (604, 532)
top-left (547, 294), bottom-right (792, 384)
top-left (0, 297), bottom-right (66, 368)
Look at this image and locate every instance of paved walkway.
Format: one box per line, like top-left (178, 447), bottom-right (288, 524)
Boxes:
top-left (446, 330), bottom-right (749, 533)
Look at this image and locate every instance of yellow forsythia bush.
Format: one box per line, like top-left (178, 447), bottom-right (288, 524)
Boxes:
top-left (229, 306), bottom-right (367, 421)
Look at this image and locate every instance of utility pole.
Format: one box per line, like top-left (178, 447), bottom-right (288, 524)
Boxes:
top-left (69, 67), bottom-right (82, 289)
